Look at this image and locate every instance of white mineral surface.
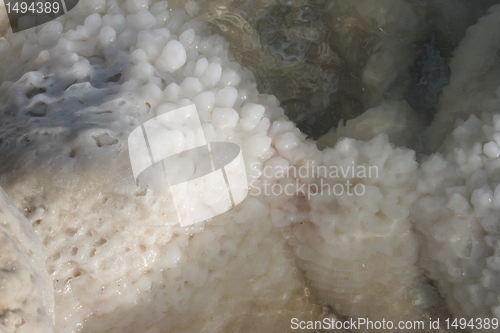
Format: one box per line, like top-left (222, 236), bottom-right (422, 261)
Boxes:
top-left (0, 187), bottom-right (54, 333)
top-left (0, 0), bottom-right (500, 333)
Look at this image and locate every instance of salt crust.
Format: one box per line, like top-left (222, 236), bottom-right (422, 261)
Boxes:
top-left (0, 1), bottom-right (318, 332)
top-left (0, 0), bottom-right (499, 333)
top-left (0, 187), bottom-right (54, 333)
top-left (413, 6), bottom-right (500, 332)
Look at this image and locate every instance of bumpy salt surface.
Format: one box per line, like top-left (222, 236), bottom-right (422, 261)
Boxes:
top-left (413, 5), bottom-right (500, 331)
top-left (1, 0), bottom-right (500, 332)
top-left (0, 187), bottom-right (54, 333)
top-left (0, 1), bottom-right (320, 332)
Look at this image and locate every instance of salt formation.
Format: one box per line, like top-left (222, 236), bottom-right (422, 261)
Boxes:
top-left (0, 1), bottom-right (320, 332)
top-left (413, 5), bottom-right (500, 331)
top-left (0, 187), bottom-right (54, 333)
top-left (174, 0), bottom-right (500, 139)
top-left (0, 0), bottom-right (499, 333)
top-left (176, 0), bottom-right (429, 139)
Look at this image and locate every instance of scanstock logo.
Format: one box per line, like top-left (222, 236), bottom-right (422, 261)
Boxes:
top-left (3, 0), bottom-right (79, 32)
top-left (128, 105), bottom-right (248, 227)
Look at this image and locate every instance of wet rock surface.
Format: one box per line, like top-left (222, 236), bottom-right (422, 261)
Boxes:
top-left (172, 0), bottom-right (500, 139)
top-left (174, 0), bottom-right (383, 138)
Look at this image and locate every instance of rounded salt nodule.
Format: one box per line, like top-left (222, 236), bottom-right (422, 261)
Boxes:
top-left (155, 40), bottom-right (187, 73)
top-left (244, 133), bottom-right (272, 159)
top-left (136, 30), bottom-right (168, 61)
top-left (240, 103), bottom-right (266, 131)
top-left (471, 185), bottom-right (494, 214)
top-left (164, 82), bottom-right (181, 102)
top-left (84, 13), bottom-right (102, 36)
top-left (268, 120), bottom-right (295, 137)
top-left (179, 29), bottom-right (196, 47)
top-left (215, 86), bottom-right (238, 108)
top-left (150, 1), bottom-right (168, 16)
top-left (212, 107), bottom-right (239, 130)
top-left (99, 26), bottom-right (117, 47)
top-left (241, 103), bottom-right (265, 120)
top-left (102, 14), bottom-right (126, 35)
top-left (139, 84), bottom-right (163, 107)
top-left (194, 58), bottom-right (209, 76)
top-left (126, 10), bottom-right (157, 32)
top-left (125, 0), bottom-right (149, 13)
top-left (180, 77), bottom-right (203, 97)
top-left (220, 68), bottom-right (241, 86)
top-left (38, 21), bottom-right (64, 49)
top-left (274, 132), bottom-right (301, 155)
top-left (201, 63), bottom-right (222, 88)
top-left (127, 62), bottom-right (155, 84)
top-left (118, 28), bottom-right (138, 49)
top-left (484, 141), bottom-right (500, 158)
top-left (194, 91), bottom-right (215, 113)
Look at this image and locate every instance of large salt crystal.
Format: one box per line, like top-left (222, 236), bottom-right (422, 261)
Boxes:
top-left (126, 10), bottom-right (156, 31)
top-left (102, 14), bottom-right (126, 34)
top-left (155, 40), bottom-right (187, 73)
top-left (193, 91), bottom-right (216, 112)
top-left (194, 58), bottom-right (209, 76)
top-left (136, 30), bottom-right (170, 60)
top-left (484, 141), bottom-right (500, 158)
top-left (118, 28), bottom-right (138, 48)
top-left (201, 62), bottom-right (222, 87)
top-left (244, 133), bottom-right (273, 158)
top-left (164, 82), bottom-right (181, 102)
top-left (99, 26), bottom-right (117, 47)
top-left (125, 0), bottom-right (149, 13)
top-left (212, 107), bottom-right (239, 130)
top-left (220, 68), bottom-right (241, 86)
top-left (180, 77), bottom-right (203, 97)
top-left (240, 103), bottom-right (265, 131)
top-left (215, 86), bottom-right (238, 108)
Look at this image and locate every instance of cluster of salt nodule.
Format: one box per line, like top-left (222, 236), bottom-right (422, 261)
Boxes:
top-left (0, 0), bottom-right (322, 332)
top-left (411, 5), bottom-right (500, 331)
top-left (277, 134), bottom-right (457, 332)
top-left (0, 187), bottom-right (54, 333)
top-left (172, 0), bottom-right (430, 139)
top-left (413, 113), bottom-right (500, 332)
top-left (1, 0), bottom-right (500, 332)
